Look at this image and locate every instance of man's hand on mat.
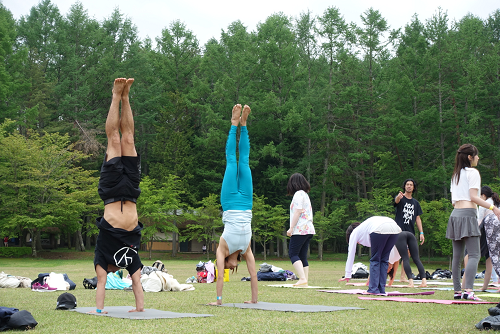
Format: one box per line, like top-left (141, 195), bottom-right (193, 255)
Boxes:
top-left (207, 301), bottom-right (222, 306)
top-left (338, 277), bottom-right (350, 282)
top-left (128, 308), bottom-right (144, 312)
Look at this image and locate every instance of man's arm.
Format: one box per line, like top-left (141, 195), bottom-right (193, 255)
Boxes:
top-left (395, 191), bottom-right (404, 204)
top-left (416, 216), bottom-right (424, 245)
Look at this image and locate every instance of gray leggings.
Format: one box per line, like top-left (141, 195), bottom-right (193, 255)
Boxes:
top-left (452, 236), bottom-right (480, 291)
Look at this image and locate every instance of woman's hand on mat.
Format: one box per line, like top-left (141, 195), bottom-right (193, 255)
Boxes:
top-left (338, 277), bottom-right (350, 282)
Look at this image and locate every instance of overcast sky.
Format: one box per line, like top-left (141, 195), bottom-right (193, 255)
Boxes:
top-left (2, 0), bottom-right (499, 47)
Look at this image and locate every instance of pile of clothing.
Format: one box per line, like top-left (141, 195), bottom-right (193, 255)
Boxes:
top-left (194, 261), bottom-right (215, 283)
top-left (30, 273), bottom-right (76, 291)
top-left (253, 263), bottom-right (295, 281)
top-left (431, 268), bottom-right (452, 279)
top-left (0, 272), bottom-right (31, 289)
top-left (140, 260), bottom-right (195, 292)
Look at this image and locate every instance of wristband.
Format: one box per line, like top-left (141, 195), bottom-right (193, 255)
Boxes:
top-left (217, 296), bottom-right (222, 300)
top-left (420, 232), bottom-right (424, 235)
top-left (489, 205), bottom-right (494, 211)
top-left (96, 309), bottom-right (102, 313)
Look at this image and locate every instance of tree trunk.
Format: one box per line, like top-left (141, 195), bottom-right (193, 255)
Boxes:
top-left (318, 240), bottom-right (323, 260)
top-left (269, 240), bottom-right (274, 257)
top-left (263, 241), bottom-right (267, 261)
top-left (149, 236), bottom-right (153, 260)
top-left (30, 230), bottom-right (37, 257)
top-left (282, 231), bottom-right (288, 257)
top-left (172, 216), bottom-right (178, 257)
top-left (75, 229), bottom-right (85, 251)
top-left (67, 231), bottom-right (72, 249)
top-left (36, 230), bottom-right (42, 252)
top-left (276, 237), bottom-right (281, 258)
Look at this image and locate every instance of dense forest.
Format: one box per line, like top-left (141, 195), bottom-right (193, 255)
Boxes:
top-left (0, 0), bottom-right (499, 259)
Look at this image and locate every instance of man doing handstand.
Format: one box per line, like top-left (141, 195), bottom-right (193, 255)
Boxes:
top-left (91, 78), bottom-right (144, 314)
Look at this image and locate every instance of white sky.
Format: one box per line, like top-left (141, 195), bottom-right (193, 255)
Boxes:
top-left (2, 0), bottom-right (499, 47)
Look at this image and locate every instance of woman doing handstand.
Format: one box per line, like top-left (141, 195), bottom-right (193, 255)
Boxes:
top-left (209, 104), bottom-right (258, 306)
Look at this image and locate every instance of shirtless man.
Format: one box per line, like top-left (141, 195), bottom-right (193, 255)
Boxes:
top-left (91, 78), bottom-right (144, 314)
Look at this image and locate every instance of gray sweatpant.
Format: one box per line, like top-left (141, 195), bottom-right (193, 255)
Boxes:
top-left (452, 236), bottom-right (480, 291)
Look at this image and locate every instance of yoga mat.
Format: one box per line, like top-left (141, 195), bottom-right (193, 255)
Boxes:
top-left (267, 284), bottom-right (339, 289)
top-left (476, 294), bottom-right (500, 298)
top-left (318, 289), bottom-right (434, 296)
top-left (358, 296), bottom-right (496, 304)
top-left (72, 306), bottom-right (213, 319)
top-left (218, 302), bottom-right (363, 312)
top-left (421, 287), bottom-right (453, 291)
top-left (346, 282), bottom-right (414, 288)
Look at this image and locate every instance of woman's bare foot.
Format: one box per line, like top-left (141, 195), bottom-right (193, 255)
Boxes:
top-left (128, 308), bottom-right (144, 313)
top-left (88, 310), bottom-right (108, 314)
top-left (122, 78), bottom-right (134, 97)
top-left (207, 301), bottom-right (222, 306)
top-left (112, 78), bottom-right (127, 97)
top-left (407, 279), bottom-right (415, 288)
top-left (418, 278), bottom-right (428, 288)
top-left (400, 277), bottom-right (409, 283)
top-left (231, 104), bottom-right (241, 126)
top-left (241, 104), bottom-right (251, 126)
top-left (244, 300), bottom-right (257, 304)
top-left (293, 279), bottom-right (308, 287)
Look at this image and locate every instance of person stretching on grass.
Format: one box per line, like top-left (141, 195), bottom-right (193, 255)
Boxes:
top-left (339, 216), bottom-right (401, 294)
top-left (208, 104), bottom-right (258, 306)
top-left (91, 78), bottom-right (144, 314)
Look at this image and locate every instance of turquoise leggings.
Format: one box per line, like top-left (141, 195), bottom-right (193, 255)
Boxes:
top-left (220, 126), bottom-right (252, 211)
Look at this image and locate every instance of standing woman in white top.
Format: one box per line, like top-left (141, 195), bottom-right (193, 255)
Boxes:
top-left (286, 173), bottom-right (315, 287)
top-left (447, 144), bottom-right (500, 301)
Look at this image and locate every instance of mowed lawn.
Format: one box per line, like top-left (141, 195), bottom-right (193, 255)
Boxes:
top-left (0, 252), bottom-right (495, 333)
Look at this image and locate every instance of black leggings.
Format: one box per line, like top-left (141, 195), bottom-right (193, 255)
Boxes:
top-left (395, 231), bottom-right (426, 279)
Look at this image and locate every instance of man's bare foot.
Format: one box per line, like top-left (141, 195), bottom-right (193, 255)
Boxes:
top-left (244, 300), bottom-right (257, 304)
top-left (88, 310), bottom-right (108, 314)
top-left (207, 302), bottom-right (222, 306)
top-left (113, 78), bottom-right (127, 97)
top-left (128, 308), bottom-right (144, 313)
top-left (400, 278), bottom-right (409, 282)
top-left (241, 104), bottom-right (251, 126)
top-left (231, 104), bottom-right (241, 126)
top-left (122, 78), bottom-right (134, 98)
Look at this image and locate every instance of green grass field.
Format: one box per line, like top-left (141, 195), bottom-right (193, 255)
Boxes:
top-left (0, 252), bottom-right (495, 333)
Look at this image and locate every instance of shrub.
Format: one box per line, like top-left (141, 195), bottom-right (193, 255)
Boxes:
top-left (0, 247), bottom-right (32, 258)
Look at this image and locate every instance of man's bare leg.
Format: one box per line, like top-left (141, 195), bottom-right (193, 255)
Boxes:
top-left (241, 104), bottom-right (251, 126)
top-left (106, 78), bottom-right (126, 161)
top-left (120, 78), bottom-right (137, 157)
top-left (88, 264), bottom-right (109, 314)
top-left (128, 267), bottom-right (144, 312)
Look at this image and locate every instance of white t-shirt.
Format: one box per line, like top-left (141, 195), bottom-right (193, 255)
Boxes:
top-left (450, 167), bottom-right (480, 204)
top-left (344, 216), bottom-right (401, 278)
top-left (290, 190), bottom-right (315, 235)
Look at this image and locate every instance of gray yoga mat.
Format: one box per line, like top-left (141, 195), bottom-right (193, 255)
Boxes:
top-left (71, 306), bottom-right (213, 319)
top-left (218, 302), bottom-right (363, 312)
